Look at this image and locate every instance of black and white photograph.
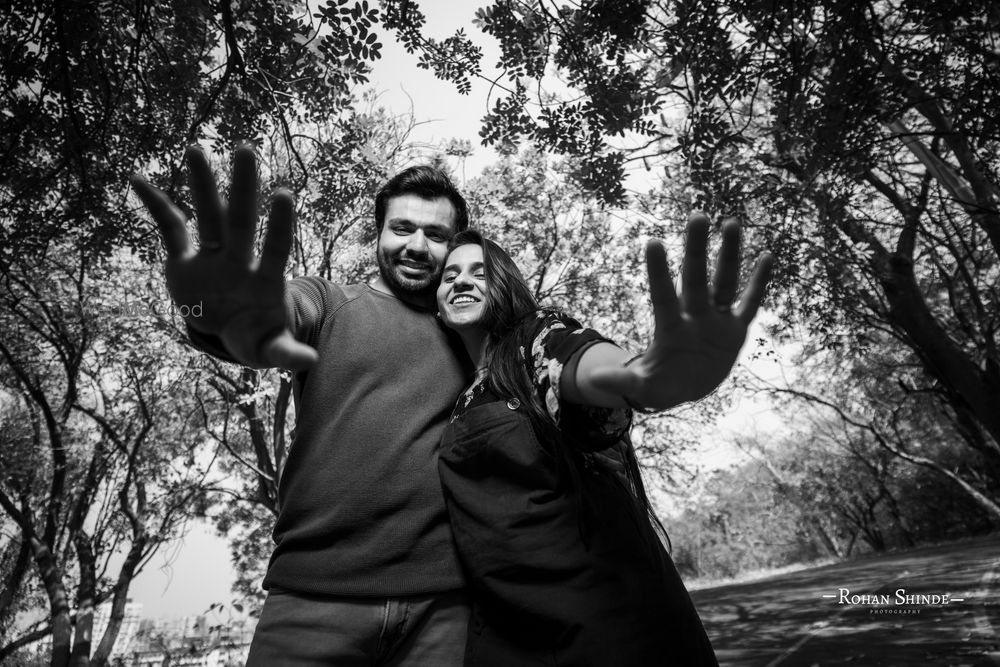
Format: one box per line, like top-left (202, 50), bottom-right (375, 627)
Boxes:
top-left (1, 1), bottom-right (998, 665)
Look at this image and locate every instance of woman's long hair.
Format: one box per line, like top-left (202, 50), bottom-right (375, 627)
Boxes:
top-left (447, 230), bottom-right (551, 434)
top-left (448, 230), bottom-right (666, 552)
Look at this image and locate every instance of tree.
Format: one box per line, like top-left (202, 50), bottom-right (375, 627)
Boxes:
top-left (666, 457), bottom-right (826, 580)
top-left (0, 245), bottom-right (220, 667)
top-left (666, 407), bottom-right (993, 582)
top-left (1, 0), bottom-right (387, 260)
top-left (742, 333), bottom-right (1000, 527)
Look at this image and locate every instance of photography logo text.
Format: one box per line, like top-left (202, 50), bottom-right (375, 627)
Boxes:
top-left (823, 587), bottom-right (965, 615)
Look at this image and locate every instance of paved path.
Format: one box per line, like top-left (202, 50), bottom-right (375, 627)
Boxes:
top-left (690, 533), bottom-right (1000, 666)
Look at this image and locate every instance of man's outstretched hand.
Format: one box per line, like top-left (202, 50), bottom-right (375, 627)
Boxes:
top-left (591, 213), bottom-right (773, 410)
top-left (131, 145), bottom-right (318, 370)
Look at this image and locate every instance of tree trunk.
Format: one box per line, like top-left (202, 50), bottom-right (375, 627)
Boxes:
top-left (91, 537), bottom-right (147, 667)
top-left (811, 190), bottom-right (1000, 465)
top-left (808, 517), bottom-right (842, 558)
top-left (0, 538), bottom-right (30, 626)
top-left (30, 538), bottom-right (71, 667)
top-left (70, 535), bottom-right (96, 667)
top-left (880, 252), bottom-right (1000, 451)
top-left (70, 600), bottom-right (94, 667)
top-left (883, 444), bottom-right (1000, 525)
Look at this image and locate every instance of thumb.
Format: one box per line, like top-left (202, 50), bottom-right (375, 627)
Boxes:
top-left (262, 330), bottom-right (319, 371)
top-left (589, 366), bottom-right (642, 397)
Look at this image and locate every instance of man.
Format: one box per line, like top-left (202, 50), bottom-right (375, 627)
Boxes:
top-left (132, 145), bottom-right (472, 665)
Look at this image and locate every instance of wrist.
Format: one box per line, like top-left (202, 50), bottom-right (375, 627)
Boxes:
top-left (622, 353), bottom-right (658, 414)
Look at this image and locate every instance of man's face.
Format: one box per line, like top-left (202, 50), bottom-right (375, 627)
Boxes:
top-left (376, 194), bottom-right (457, 298)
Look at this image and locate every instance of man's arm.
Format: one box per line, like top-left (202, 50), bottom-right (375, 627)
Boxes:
top-left (562, 214), bottom-right (773, 411)
top-left (131, 146), bottom-right (318, 370)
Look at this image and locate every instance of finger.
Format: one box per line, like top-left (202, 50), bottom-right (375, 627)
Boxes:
top-left (733, 252), bottom-right (775, 325)
top-left (646, 239), bottom-right (682, 335)
top-left (589, 365), bottom-right (642, 399)
top-left (681, 212), bottom-right (711, 313)
top-left (258, 189), bottom-right (295, 280)
top-left (225, 145), bottom-right (259, 263)
top-left (262, 330), bottom-right (319, 371)
top-left (185, 146), bottom-right (224, 248)
top-left (130, 174), bottom-right (192, 259)
top-left (712, 217), bottom-right (742, 307)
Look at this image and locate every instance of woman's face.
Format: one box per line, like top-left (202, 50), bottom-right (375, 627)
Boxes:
top-left (437, 243), bottom-right (487, 332)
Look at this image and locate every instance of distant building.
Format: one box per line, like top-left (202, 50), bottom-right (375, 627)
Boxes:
top-left (7, 602), bottom-right (254, 666)
top-left (127, 642), bottom-right (251, 667)
top-left (124, 608), bottom-right (255, 666)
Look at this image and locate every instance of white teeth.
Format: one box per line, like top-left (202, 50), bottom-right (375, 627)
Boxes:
top-left (452, 295), bottom-right (477, 305)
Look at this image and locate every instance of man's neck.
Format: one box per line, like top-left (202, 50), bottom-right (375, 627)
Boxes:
top-left (371, 276), bottom-right (435, 310)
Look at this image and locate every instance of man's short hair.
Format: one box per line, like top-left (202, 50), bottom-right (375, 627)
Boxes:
top-left (374, 166), bottom-right (470, 234)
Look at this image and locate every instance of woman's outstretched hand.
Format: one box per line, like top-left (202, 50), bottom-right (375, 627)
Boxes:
top-left (590, 213), bottom-right (774, 410)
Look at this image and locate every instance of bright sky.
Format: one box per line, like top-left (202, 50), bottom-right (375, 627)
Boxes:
top-left (362, 2), bottom-right (504, 180)
top-left (128, 521), bottom-right (234, 619)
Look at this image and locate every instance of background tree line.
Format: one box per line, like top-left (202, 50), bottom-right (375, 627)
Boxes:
top-left (1, 0), bottom-right (997, 664)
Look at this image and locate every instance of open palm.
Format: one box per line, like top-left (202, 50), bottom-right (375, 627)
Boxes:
top-left (131, 146), bottom-right (317, 370)
top-left (592, 214), bottom-right (774, 410)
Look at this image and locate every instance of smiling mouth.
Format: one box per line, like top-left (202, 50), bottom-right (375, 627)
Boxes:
top-left (451, 295), bottom-right (479, 305)
top-left (398, 260), bottom-right (430, 272)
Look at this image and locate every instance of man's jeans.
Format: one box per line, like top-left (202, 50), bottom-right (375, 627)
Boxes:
top-left (245, 588), bottom-right (469, 666)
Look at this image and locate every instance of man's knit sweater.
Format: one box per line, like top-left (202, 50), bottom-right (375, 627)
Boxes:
top-left (191, 278), bottom-right (468, 596)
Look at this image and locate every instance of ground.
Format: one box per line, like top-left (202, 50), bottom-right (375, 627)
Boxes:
top-left (691, 533), bottom-right (1000, 666)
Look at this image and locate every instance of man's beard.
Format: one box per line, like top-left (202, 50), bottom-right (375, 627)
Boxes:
top-left (376, 247), bottom-right (440, 300)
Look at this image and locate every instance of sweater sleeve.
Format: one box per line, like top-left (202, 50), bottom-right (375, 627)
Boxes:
top-left (524, 311), bottom-right (632, 450)
top-left (185, 276), bottom-right (329, 365)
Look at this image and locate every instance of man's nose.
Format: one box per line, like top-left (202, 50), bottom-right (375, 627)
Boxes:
top-left (406, 229), bottom-right (429, 254)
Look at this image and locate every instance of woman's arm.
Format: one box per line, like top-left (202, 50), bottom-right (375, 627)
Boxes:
top-left (561, 342), bottom-right (631, 408)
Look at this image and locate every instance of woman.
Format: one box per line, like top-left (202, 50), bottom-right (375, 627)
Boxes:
top-left (436, 224), bottom-right (770, 665)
